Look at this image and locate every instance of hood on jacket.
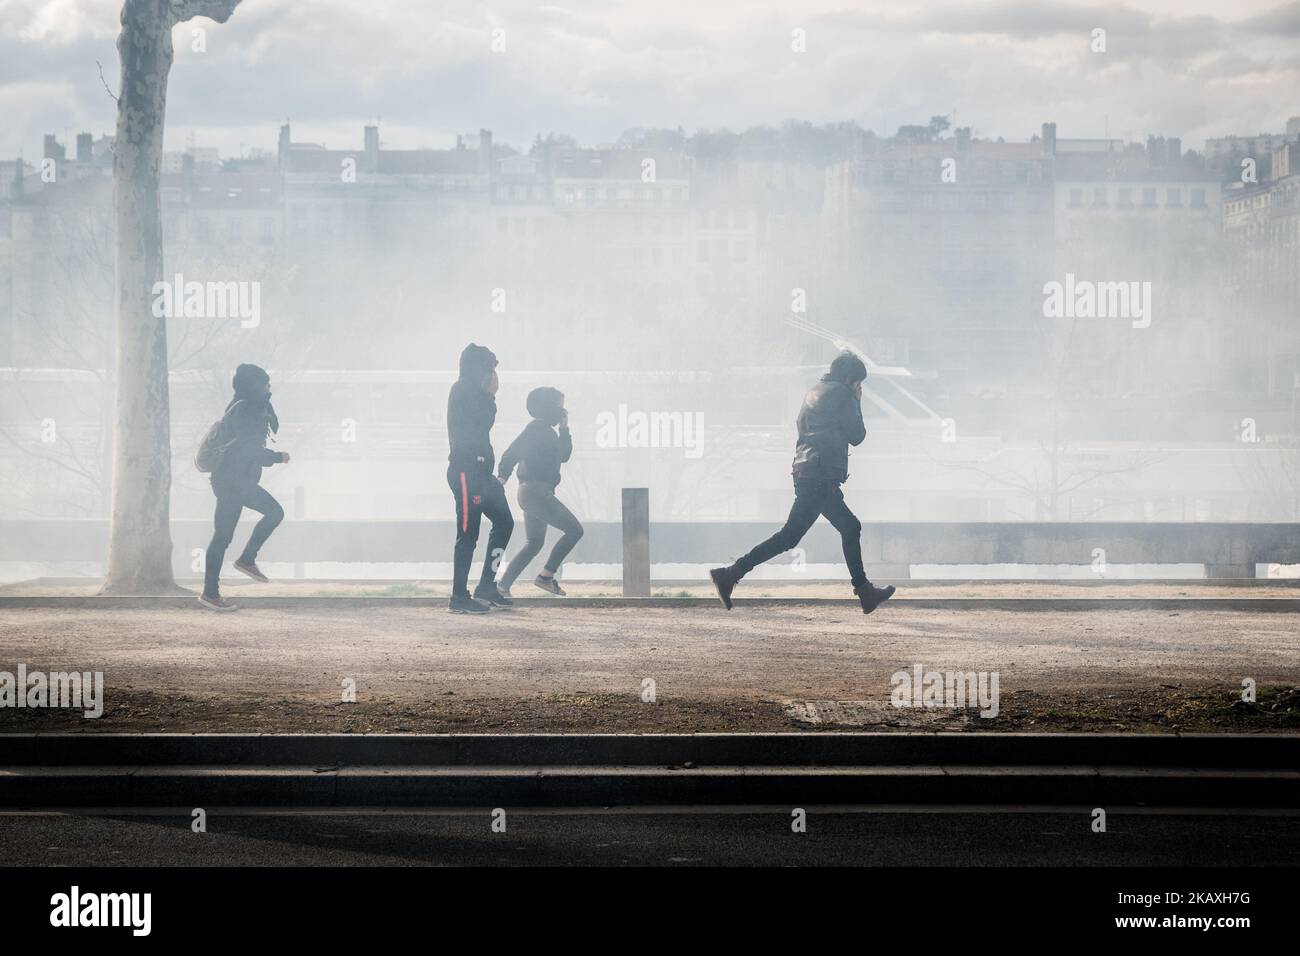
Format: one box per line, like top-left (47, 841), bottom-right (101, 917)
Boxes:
top-left (826, 350), bottom-right (868, 386)
top-left (458, 343), bottom-right (498, 386)
top-left (525, 386), bottom-right (565, 426)
top-left (232, 363), bottom-right (270, 398)
top-left (229, 363), bottom-right (278, 433)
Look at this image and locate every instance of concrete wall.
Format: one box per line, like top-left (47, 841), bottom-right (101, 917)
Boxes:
top-left (3, 519), bottom-right (1297, 579)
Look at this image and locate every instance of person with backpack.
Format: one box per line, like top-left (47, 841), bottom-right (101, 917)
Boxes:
top-left (197, 363), bottom-right (289, 611)
top-left (709, 350), bottom-right (896, 615)
top-left (446, 343), bottom-right (514, 613)
top-left (495, 386), bottom-right (583, 596)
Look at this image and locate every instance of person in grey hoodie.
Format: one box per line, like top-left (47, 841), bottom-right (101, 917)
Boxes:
top-left (496, 386), bottom-right (583, 596)
top-left (709, 350), bottom-right (895, 615)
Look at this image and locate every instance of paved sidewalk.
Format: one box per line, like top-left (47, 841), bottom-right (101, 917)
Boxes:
top-left (0, 602), bottom-right (1296, 733)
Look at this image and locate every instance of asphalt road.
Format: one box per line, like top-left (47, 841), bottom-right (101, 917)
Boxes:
top-left (3, 806), bottom-right (1298, 866)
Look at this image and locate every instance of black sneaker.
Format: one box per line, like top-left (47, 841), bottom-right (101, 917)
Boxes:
top-left (233, 559), bottom-right (269, 583)
top-left (854, 583), bottom-right (896, 615)
top-left (473, 583), bottom-right (513, 608)
top-left (449, 593), bottom-right (490, 614)
top-left (533, 574), bottom-right (565, 596)
top-left (709, 567), bottom-right (737, 610)
top-left (198, 593), bottom-right (237, 612)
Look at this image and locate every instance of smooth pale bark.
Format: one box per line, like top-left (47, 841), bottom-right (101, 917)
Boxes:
top-left (103, 0), bottom-right (240, 593)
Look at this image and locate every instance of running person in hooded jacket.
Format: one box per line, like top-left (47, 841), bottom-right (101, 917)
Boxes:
top-left (199, 363), bottom-right (289, 611)
top-left (709, 350), bottom-right (895, 615)
top-left (496, 387), bottom-right (583, 596)
top-left (446, 343), bottom-right (514, 613)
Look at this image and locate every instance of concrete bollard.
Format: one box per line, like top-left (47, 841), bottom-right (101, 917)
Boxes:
top-left (622, 487), bottom-right (650, 597)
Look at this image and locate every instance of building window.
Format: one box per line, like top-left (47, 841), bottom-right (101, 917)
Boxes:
top-left (1142, 188), bottom-right (1157, 207)
top-left (1166, 188), bottom-right (1182, 207)
top-left (1068, 188), bottom-right (1083, 207)
top-left (1118, 187), bottom-right (1133, 207)
top-left (1092, 187), bottom-right (1108, 207)
top-left (1191, 188), bottom-right (1207, 207)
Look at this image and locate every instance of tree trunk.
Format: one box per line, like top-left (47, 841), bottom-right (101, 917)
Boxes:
top-left (102, 0), bottom-right (240, 594)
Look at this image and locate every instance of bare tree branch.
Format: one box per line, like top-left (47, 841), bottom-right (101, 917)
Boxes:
top-left (95, 60), bottom-right (119, 103)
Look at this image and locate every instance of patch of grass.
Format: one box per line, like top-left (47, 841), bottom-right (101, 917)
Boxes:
top-left (304, 583), bottom-right (436, 597)
top-left (375, 582), bottom-right (435, 597)
top-left (1216, 685), bottom-right (1300, 727)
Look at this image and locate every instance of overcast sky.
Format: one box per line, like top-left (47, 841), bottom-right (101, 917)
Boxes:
top-left (2, 0), bottom-right (1298, 161)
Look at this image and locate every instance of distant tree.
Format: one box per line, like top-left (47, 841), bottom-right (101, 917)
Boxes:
top-left (616, 127), bottom-right (688, 151)
top-left (736, 125), bottom-right (782, 159)
top-left (894, 125), bottom-right (931, 144)
top-left (895, 115), bottom-right (951, 144)
top-left (528, 133), bottom-right (578, 157)
top-left (689, 127), bottom-right (741, 163)
top-left (780, 120), bottom-right (866, 165)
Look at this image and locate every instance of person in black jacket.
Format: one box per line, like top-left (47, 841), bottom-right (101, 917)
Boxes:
top-left (496, 387), bottom-right (583, 596)
top-left (199, 363), bottom-right (289, 611)
top-left (709, 351), bottom-right (895, 614)
top-left (446, 343), bottom-right (514, 613)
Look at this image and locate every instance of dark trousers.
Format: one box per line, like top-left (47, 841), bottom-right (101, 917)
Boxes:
top-left (448, 466), bottom-right (514, 597)
top-left (499, 482), bottom-right (584, 589)
top-left (204, 482), bottom-right (284, 595)
top-left (732, 476), bottom-right (869, 588)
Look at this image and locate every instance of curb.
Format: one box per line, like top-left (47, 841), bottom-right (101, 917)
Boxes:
top-left (2, 733), bottom-right (1296, 808)
top-left (3, 596), bottom-right (1300, 611)
top-left (4, 765), bottom-right (1296, 808)
top-left (3, 732), bottom-right (1298, 767)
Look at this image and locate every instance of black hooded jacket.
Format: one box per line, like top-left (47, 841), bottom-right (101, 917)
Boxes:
top-left (212, 363), bottom-right (282, 490)
top-left (447, 343), bottom-right (499, 475)
top-left (497, 386), bottom-right (572, 489)
top-left (791, 351), bottom-right (867, 483)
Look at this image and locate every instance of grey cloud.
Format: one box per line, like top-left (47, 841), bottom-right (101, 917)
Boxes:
top-left (2, 0), bottom-right (1298, 162)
